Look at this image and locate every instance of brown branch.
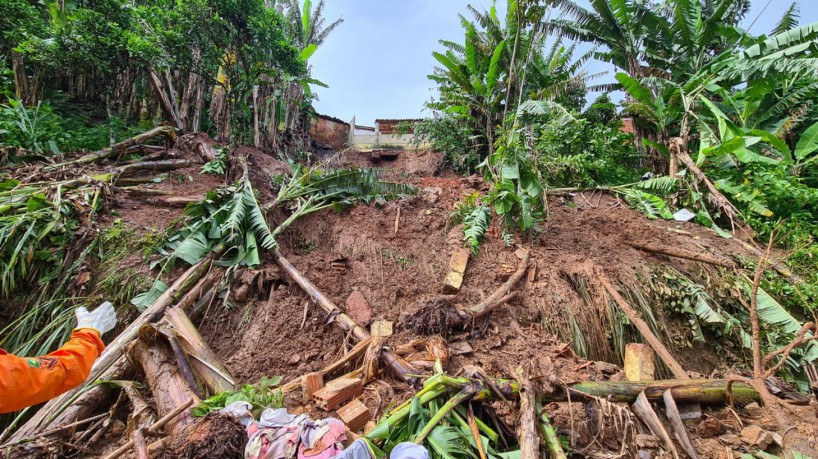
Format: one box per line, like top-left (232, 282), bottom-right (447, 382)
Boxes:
top-left (625, 241), bottom-right (735, 268)
top-left (751, 231), bottom-right (776, 379)
top-left (597, 270), bottom-right (688, 379)
top-left (764, 322), bottom-right (818, 377)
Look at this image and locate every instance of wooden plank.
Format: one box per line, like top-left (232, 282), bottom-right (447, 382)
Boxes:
top-left (336, 399), bottom-right (371, 432)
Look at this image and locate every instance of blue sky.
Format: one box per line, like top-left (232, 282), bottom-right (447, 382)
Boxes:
top-left (309, 1), bottom-right (816, 126)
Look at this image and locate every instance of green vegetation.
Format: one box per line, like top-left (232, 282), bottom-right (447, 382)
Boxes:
top-left (419, 0), bottom-right (818, 384)
top-left (193, 376), bottom-right (284, 417)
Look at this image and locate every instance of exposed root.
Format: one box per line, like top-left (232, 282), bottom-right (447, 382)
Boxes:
top-left (407, 297), bottom-right (457, 335)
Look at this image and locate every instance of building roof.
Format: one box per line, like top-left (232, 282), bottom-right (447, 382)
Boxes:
top-left (375, 118), bottom-right (423, 124)
top-left (315, 113), bottom-right (348, 125)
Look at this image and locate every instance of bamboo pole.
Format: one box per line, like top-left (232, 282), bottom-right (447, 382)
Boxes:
top-left (598, 272), bottom-right (689, 380)
top-left (561, 379), bottom-right (758, 404)
top-left (273, 250), bottom-right (416, 383)
top-left (537, 406), bottom-right (567, 459)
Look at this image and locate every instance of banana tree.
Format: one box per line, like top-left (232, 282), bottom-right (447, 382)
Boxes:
top-left (430, 24), bottom-right (506, 155)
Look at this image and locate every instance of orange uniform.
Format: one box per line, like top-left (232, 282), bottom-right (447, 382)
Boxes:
top-left (0, 329), bottom-right (105, 414)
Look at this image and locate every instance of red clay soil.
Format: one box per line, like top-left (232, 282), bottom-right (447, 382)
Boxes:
top-left (191, 149), bottom-right (818, 457)
top-left (36, 143), bottom-right (816, 457)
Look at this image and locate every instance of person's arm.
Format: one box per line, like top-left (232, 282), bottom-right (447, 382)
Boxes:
top-left (0, 302), bottom-right (117, 414)
top-left (0, 329), bottom-right (105, 414)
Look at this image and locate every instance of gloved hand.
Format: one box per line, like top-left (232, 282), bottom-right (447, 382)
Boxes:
top-left (75, 302), bottom-right (117, 336)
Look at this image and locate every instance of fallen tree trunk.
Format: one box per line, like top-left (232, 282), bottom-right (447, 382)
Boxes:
top-left (625, 241), bottom-right (735, 269)
top-left (274, 250), bottom-right (416, 383)
top-left (43, 126), bottom-right (177, 172)
top-left (597, 271), bottom-right (689, 380)
top-left (5, 260), bottom-right (212, 443)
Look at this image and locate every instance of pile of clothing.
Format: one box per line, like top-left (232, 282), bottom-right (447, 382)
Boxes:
top-left (220, 402), bottom-right (429, 459)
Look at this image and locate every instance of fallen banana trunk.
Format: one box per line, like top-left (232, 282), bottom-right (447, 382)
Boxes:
top-left (273, 249), bottom-right (416, 383)
top-left (4, 259), bottom-right (213, 444)
top-left (129, 328), bottom-right (202, 441)
top-left (43, 125), bottom-right (177, 172)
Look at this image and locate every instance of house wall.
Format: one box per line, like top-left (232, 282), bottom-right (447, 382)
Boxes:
top-left (309, 116), bottom-right (349, 150)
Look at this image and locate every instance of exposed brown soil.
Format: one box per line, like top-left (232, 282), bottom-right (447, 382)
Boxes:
top-left (13, 142), bottom-right (818, 458)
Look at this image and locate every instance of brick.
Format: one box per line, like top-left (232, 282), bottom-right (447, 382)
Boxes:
top-left (301, 372), bottom-right (324, 403)
top-left (443, 248), bottom-right (470, 293)
top-left (336, 398), bottom-right (371, 432)
top-left (313, 377), bottom-right (363, 411)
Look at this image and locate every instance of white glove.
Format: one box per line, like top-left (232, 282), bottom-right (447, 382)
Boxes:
top-left (75, 302), bottom-right (117, 336)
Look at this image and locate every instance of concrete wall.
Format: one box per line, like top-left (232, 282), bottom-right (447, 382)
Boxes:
top-left (350, 133), bottom-right (415, 147)
top-left (309, 116), bottom-right (349, 150)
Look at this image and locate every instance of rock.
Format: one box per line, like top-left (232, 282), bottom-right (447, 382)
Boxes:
top-left (635, 433), bottom-right (660, 449)
top-left (718, 434), bottom-right (741, 447)
top-left (592, 361), bottom-right (621, 375)
top-left (697, 416), bottom-right (726, 438)
top-left (288, 354), bottom-right (301, 365)
top-left (422, 187), bottom-right (443, 204)
top-left (637, 450), bottom-right (652, 459)
top-left (345, 291), bottom-right (373, 326)
top-left (740, 425), bottom-right (773, 450)
top-left (743, 401), bottom-right (763, 417)
top-left (449, 340), bottom-right (473, 356)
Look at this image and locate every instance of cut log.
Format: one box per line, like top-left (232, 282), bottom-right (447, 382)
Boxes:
top-left (598, 272), bottom-right (688, 380)
top-left (625, 343), bottom-right (656, 381)
top-left (5, 260), bottom-right (212, 443)
top-left (301, 372), bottom-right (325, 403)
top-left (274, 250), bottom-right (415, 383)
top-left (632, 391), bottom-right (678, 459)
top-left (313, 377), bottom-right (364, 411)
top-left (43, 126), bottom-right (177, 172)
top-left (336, 399), bottom-right (371, 432)
top-left (625, 242), bottom-right (735, 268)
top-left (443, 248), bottom-right (471, 294)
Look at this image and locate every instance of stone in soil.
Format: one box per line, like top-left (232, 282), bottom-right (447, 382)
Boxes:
top-left (696, 416), bottom-right (726, 438)
top-left (345, 290), bottom-right (373, 326)
top-left (740, 425), bottom-right (773, 450)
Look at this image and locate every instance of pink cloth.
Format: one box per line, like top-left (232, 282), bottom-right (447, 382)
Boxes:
top-left (297, 419), bottom-right (347, 459)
